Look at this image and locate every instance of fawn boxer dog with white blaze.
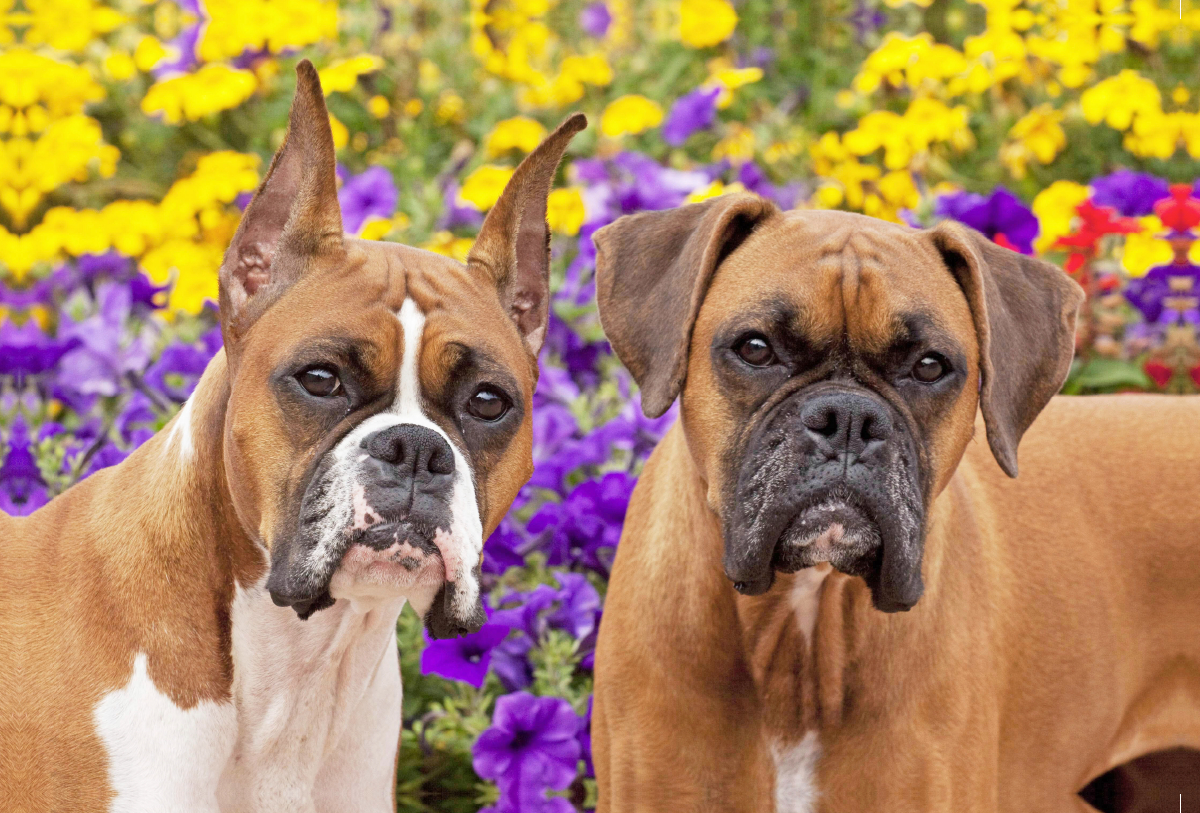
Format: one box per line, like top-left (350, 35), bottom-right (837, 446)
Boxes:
top-left (589, 194), bottom-right (1200, 812)
top-left (0, 62), bottom-right (584, 813)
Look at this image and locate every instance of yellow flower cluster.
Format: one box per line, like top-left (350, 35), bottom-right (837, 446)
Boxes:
top-left (469, 0), bottom-right (615, 109)
top-left (142, 65), bottom-right (258, 124)
top-left (1001, 105), bottom-right (1066, 178)
top-left (1, 152), bottom-right (259, 312)
top-left (1083, 71), bottom-right (1200, 159)
top-left (679, 0), bottom-right (738, 48)
top-left (197, 0), bottom-right (338, 63)
top-left (810, 133), bottom-right (921, 222)
top-left (3, 0), bottom-right (123, 52)
top-left (600, 95), bottom-right (664, 137)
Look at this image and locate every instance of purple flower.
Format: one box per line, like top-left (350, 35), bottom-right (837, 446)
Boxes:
top-left (55, 282), bottom-right (152, 398)
top-left (440, 180), bottom-right (484, 230)
top-left (145, 326), bottom-right (221, 402)
top-left (545, 572), bottom-right (601, 640)
top-left (1091, 170), bottom-right (1169, 218)
top-left (473, 692), bottom-right (582, 813)
top-left (0, 417), bottom-right (49, 516)
top-left (1125, 262), bottom-right (1200, 326)
top-left (663, 87), bottom-right (720, 147)
top-left (420, 621), bottom-right (512, 688)
top-left (737, 162), bottom-right (805, 209)
top-left (579, 2), bottom-right (612, 37)
top-left (528, 472), bottom-right (635, 574)
top-left (578, 696), bottom-right (595, 778)
top-left (847, 0), bottom-right (886, 41)
top-left (483, 521), bottom-right (528, 576)
top-left (0, 320), bottom-right (82, 386)
top-left (339, 166), bottom-right (399, 233)
top-left (935, 187), bottom-right (1039, 254)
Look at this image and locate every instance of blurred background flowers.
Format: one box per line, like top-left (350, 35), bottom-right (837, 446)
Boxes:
top-left (1, 0), bottom-right (1198, 808)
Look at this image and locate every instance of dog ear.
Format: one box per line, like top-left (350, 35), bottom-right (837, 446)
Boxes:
top-left (467, 113), bottom-right (587, 357)
top-left (594, 193), bottom-right (779, 418)
top-left (218, 59), bottom-right (343, 346)
top-left (928, 221), bottom-right (1084, 478)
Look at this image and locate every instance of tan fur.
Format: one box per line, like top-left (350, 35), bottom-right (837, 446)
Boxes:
top-left (592, 202), bottom-right (1200, 812)
top-left (0, 63), bottom-right (584, 810)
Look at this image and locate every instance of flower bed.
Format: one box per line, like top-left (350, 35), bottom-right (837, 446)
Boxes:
top-left (2, 0), bottom-right (1199, 809)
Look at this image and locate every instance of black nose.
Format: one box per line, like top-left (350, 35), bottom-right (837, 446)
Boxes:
top-left (800, 391), bottom-right (893, 460)
top-left (362, 424), bottom-right (456, 477)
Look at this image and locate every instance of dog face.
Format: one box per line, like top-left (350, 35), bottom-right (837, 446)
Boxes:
top-left (216, 62), bottom-right (584, 635)
top-left (595, 196), bottom-right (1082, 611)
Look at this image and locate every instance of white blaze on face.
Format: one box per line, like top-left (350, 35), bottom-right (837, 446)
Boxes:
top-left (304, 298), bottom-right (483, 615)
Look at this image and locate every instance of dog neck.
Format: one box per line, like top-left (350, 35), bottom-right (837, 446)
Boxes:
top-left (104, 350), bottom-right (413, 804)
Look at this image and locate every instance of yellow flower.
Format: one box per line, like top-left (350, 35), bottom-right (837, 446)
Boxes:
top-left (684, 180), bottom-right (747, 204)
top-left (20, 0), bottom-right (125, 53)
top-left (134, 36), bottom-right (168, 72)
top-left (711, 123), bottom-right (756, 164)
top-left (679, 0), bottom-right (738, 48)
top-left (0, 48), bottom-right (105, 118)
top-left (1120, 216), bottom-right (1173, 277)
top-left (403, 99), bottom-right (424, 117)
top-left (600, 95), bottom-right (664, 137)
top-left (436, 91), bottom-right (466, 124)
top-left (560, 54), bottom-right (613, 86)
top-left (197, 0), bottom-right (338, 62)
top-left (460, 165), bottom-right (515, 210)
top-left (142, 65), bottom-right (257, 123)
top-left (1031, 180), bottom-right (1090, 254)
top-left (546, 187), bottom-right (585, 235)
top-left (1002, 105), bottom-right (1066, 179)
top-left (318, 55), bottom-right (384, 94)
top-left (422, 231), bottom-right (474, 262)
top-left (1080, 70), bottom-right (1161, 131)
top-left (1123, 110), bottom-right (1200, 159)
top-left (486, 117), bottom-right (548, 156)
top-left (104, 52), bottom-right (137, 81)
top-left (706, 63), bottom-right (763, 108)
top-left (367, 95), bottom-right (390, 118)
top-left (328, 113), bottom-right (348, 150)
top-left (358, 217), bottom-right (393, 241)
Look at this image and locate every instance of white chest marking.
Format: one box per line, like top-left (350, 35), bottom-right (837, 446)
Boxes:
top-left (94, 653), bottom-right (236, 813)
top-left (772, 731), bottom-right (822, 813)
top-left (217, 581), bottom-right (407, 813)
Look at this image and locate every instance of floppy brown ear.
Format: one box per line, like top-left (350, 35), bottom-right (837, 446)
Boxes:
top-left (219, 59), bottom-right (343, 347)
top-left (594, 193), bottom-right (779, 418)
top-left (927, 221), bottom-right (1084, 478)
top-left (467, 113), bottom-right (587, 356)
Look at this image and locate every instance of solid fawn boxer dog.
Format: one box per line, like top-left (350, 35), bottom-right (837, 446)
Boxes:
top-left (590, 194), bottom-right (1200, 812)
top-left (0, 62), bottom-right (584, 812)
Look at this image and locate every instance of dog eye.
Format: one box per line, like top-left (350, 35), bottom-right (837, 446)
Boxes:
top-left (734, 334), bottom-right (776, 367)
top-left (912, 354), bottom-right (949, 383)
top-left (467, 386), bottom-right (510, 422)
top-left (296, 367), bottom-right (342, 397)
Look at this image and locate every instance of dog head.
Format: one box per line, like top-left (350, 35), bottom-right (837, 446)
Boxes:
top-left (595, 196), bottom-right (1082, 612)
top-left (216, 61), bottom-right (584, 635)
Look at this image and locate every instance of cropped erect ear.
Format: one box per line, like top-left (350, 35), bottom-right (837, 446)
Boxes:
top-left (467, 113), bottom-right (587, 357)
top-left (594, 193), bottom-right (779, 418)
top-left (927, 221), bottom-right (1084, 478)
top-left (218, 59), bottom-right (343, 347)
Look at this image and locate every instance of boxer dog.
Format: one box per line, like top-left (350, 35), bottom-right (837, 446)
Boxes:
top-left (590, 194), bottom-right (1200, 812)
top-left (0, 62), bottom-right (584, 812)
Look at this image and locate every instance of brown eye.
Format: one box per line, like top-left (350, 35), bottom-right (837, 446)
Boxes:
top-left (735, 334), bottom-right (776, 367)
top-left (913, 354), bottom-right (948, 383)
top-left (297, 367), bottom-right (342, 397)
top-left (467, 387), bottom-right (509, 421)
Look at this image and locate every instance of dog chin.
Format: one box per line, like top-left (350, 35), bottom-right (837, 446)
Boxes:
top-left (771, 495), bottom-right (883, 580)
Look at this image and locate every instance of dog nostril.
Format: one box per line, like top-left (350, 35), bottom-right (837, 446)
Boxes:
top-left (803, 409), bottom-right (838, 438)
top-left (733, 581), bottom-right (749, 594)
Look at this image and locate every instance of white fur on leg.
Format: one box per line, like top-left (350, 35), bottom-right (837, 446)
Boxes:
top-left (94, 654), bottom-right (237, 813)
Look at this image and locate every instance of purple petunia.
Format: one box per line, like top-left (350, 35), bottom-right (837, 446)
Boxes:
top-left (339, 166), bottom-right (399, 233)
top-left (0, 320), bottom-right (82, 387)
top-left (579, 2), bottom-right (612, 38)
top-left (55, 282), bottom-right (153, 399)
top-left (934, 187), bottom-right (1039, 254)
top-left (1091, 170), bottom-right (1169, 218)
top-left (663, 86), bottom-right (721, 147)
top-left (421, 620), bottom-right (513, 688)
top-left (1124, 261), bottom-right (1200, 326)
top-left (0, 417), bottom-right (49, 516)
top-left (473, 692), bottom-right (582, 813)
top-left (528, 472), bottom-right (635, 575)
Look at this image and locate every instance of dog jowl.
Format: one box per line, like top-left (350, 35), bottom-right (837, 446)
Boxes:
top-left (595, 196), bottom-right (1081, 612)
top-left (217, 62), bottom-right (586, 635)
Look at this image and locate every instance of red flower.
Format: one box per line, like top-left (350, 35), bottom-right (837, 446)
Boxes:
top-left (1144, 360), bottom-right (1173, 388)
top-left (1056, 201), bottom-right (1142, 251)
top-left (1154, 184), bottom-right (1200, 234)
